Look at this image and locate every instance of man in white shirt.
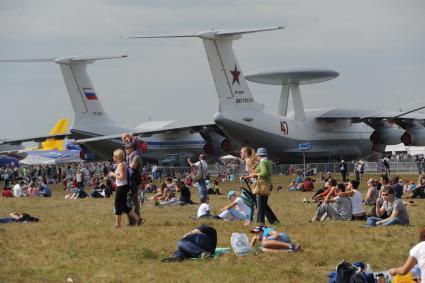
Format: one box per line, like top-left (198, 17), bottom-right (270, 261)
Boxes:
top-left (12, 181), bottom-right (25, 197)
top-left (219, 191), bottom-right (250, 224)
top-left (188, 154), bottom-right (208, 201)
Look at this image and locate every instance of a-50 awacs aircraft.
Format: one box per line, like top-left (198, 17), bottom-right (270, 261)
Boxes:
top-left (0, 56), bottom-right (233, 161)
top-left (125, 26), bottom-right (425, 162)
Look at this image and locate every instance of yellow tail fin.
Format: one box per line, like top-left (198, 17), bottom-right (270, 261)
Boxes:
top-left (40, 118), bottom-right (69, 151)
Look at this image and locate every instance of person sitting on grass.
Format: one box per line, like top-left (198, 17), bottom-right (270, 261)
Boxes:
top-left (218, 191), bottom-right (250, 224)
top-left (389, 226), bottom-right (425, 281)
top-left (150, 182), bottom-right (166, 201)
top-left (302, 177), bottom-right (315, 192)
top-left (37, 179), bottom-right (52, 197)
top-left (250, 225), bottom-right (301, 253)
top-left (161, 180), bottom-right (193, 206)
top-left (312, 179), bottom-right (338, 203)
top-left (365, 186), bottom-right (409, 227)
top-left (161, 177), bottom-right (177, 201)
top-left (287, 180), bottom-right (297, 191)
top-left (208, 180), bottom-right (222, 195)
top-left (364, 178), bottom-right (379, 205)
top-left (26, 181), bottom-right (38, 197)
top-left (337, 180), bottom-right (366, 220)
top-left (197, 197), bottom-right (213, 219)
top-left (311, 183), bottom-right (352, 222)
top-left (162, 224), bottom-right (217, 262)
top-left (411, 176), bottom-right (425, 199)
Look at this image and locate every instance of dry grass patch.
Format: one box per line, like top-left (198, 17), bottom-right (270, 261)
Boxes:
top-left (0, 174), bottom-right (424, 282)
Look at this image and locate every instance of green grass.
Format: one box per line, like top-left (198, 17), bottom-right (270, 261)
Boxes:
top-left (0, 174), bottom-right (424, 282)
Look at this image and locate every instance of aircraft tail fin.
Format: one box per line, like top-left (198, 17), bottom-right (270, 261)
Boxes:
top-left (53, 55), bottom-right (127, 126)
top-left (0, 55), bottom-right (130, 135)
top-left (40, 118), bottom-right (69, 150)
top-left (126, 27), bottom-right (283, 112)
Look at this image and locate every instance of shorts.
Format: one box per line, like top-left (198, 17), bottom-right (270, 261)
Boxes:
top-left (114, 185), bottom-right (131, 215)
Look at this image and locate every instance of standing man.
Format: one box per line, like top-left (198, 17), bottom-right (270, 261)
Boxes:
top-left (339, 160), bottom-right (347, 182)
top-left (188, 154), bottom-right (208, 201)
top-left (124, 142), bottom-right (144, 226)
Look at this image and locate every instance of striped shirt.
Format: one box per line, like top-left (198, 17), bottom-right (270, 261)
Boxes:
top-left (332, 196), bottom-right (352, 220)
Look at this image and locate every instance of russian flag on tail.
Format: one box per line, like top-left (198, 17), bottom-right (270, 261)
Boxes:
top-left (83, 88), bottom-right (98, 100)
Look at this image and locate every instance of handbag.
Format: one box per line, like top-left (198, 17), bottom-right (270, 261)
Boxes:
top-left (193, 162), bottom-right (204, 182)
top-left (252, 179), bottom-right (271, 196)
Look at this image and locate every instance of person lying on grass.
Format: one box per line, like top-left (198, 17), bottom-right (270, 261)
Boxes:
top-left (0, 212), bottom-right (39, 223)
top-left (162, 224), bottom-right (217, 262)
top-left (250, 225), bottom-right (301, 253)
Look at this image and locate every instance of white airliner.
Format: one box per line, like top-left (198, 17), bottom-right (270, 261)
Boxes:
top-left (126, 27), bottom-right (425, 162)
top-left (0, 56), bottom-right (232, 161)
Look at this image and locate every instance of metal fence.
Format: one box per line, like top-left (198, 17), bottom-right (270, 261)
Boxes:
top-left (157, 161), bottom-right (423, 178)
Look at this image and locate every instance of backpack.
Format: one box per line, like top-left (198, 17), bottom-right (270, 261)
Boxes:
top-left (231, 233), bottom-right (255, 256)
top-left (240, 178), bottom-right (257, 208)
top-left (127, 167), bottom-right (141, 194)
top-left (240, 187), bottom-right (256, 208)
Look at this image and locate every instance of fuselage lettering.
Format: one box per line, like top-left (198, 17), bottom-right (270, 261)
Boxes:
top-left (280, 121), bottom-right (288, 135)
top-left (235, 97), bottom-right (253, 103)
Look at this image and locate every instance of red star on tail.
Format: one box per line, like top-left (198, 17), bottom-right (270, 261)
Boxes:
top-left (230, 64), bottom-right (241, 85)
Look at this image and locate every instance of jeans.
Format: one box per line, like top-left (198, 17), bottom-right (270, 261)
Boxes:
top-left (173, 233), bottom-right (210, 259)
top-left (366, 216), bottom-right (409, 227)
top-left (219, 208), bottom-right (248, 221)
top-left (197, 179), bottom-right (207, 200)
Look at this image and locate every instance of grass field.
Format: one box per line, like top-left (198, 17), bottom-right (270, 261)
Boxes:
top-left (0, 174), bottom-right (424, 282)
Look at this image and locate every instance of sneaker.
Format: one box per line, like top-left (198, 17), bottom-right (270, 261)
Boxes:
top-left (292, 244), bottom-right (302, 252)
top-left (200, 252), bottom-right (213, 259)
top-left (137, 218), bottom-right (145, 226)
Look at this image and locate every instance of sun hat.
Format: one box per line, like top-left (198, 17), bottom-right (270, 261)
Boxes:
top-left (256, 148), bottom-right (268, 157)
top-left (227, 191), bottom-right (236, 199)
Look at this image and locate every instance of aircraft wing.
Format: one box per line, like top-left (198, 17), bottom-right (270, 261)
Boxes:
top-left (316, 109), bottom-right (425, 128)
top-left (0, 133), bottom-right (71, 146)
top-left (73, 121), bottom-right (220, 144)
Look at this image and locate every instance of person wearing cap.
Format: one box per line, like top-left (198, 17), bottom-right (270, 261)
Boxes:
top-left (245, 147), bottom-right (279, 225)
top-left (218, 191), bottom-right (250, 224)
top-left (339, 160), bottom-right (348, 182)
top-left (364, 178), bottom-right (379, 205)
top-left (250, 225), bottom-right (301, 253)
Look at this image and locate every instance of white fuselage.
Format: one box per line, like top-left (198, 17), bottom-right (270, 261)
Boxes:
top-left (214, 108), bottom-right (374, 162)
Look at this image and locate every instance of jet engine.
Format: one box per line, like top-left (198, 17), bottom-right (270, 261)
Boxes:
top-left (369, 124), bottom-right (404, 146)
top-left (202, 138), bottom-right (236, 155)
top-left (401, 126), bottom-right (425, 146)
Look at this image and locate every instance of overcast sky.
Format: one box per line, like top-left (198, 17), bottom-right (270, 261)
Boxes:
top-left (0, 0), bottom-right (424, 139)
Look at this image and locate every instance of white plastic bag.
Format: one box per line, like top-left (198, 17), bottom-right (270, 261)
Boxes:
top-left (231, 232), bottom-right (255, 256)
